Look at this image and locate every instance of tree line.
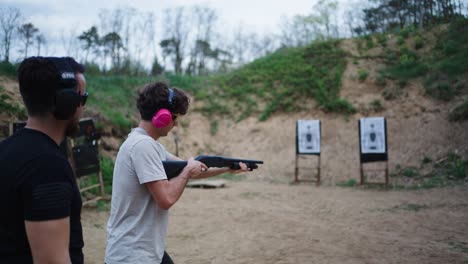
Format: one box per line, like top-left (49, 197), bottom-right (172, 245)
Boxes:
top-left (0, 0), bottom-right (466, 76)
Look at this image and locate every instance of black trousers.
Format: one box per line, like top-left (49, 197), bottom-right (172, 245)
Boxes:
top-left (161, 251), bottom-right (174, 264)
top-left (105, 251), bottom-right (174, 264)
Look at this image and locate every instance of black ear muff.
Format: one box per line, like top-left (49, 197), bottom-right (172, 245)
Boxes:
top-left (54, 88), bottom-right (81, 120)
top-left (46, 57), bottom-right (80, 120)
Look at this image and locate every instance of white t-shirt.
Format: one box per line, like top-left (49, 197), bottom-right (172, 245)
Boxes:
top-left (105, 127), bottom-right (169, 264)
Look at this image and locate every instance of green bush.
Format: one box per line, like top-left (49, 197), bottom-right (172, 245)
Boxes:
top-left (448, 100), bottom-right (468, 121)
top-left (210, 120), bottom-right (219, 136)
top-left (399, 25), bottom-right (415, 39)
top-left (99, 155), bottom-right (115, 194)
top-left (414, 35), bottom-right (424, 50)
top-left (358, 70), bottom-right (368, 81)
top-left (365, 35), bottom-right (374, 49)
top-left (369, 99), bottom-right (384, 112)
top-left (437, 50), bottom-right (468, 76)
top-left (422, 156), bottom-right (432, 164)
top-left (390, 154), bottom-right (467, 190)
top-left (0, 62), bottom-right (17, 77)
top-left (337, 179), bottom-right (358, 187)
top-left (0, 86), bottom-right (26, 117)
top-left (83, 63), bottom-right (101, 76)
top-left (424, 78), bottom-right (456, 101)
top-left (397, 36), bottom-right (406, 46)
top-left (442, 40), bottom-right (458, 55)
top-left (402, 167), bottom-right (419, 177)
top-left (376, 34), bottom-right (388, 47)
top-left (433, 153), bottom-right (467, 180)
top-left (206, 40), bottom-right (351, 121)
top-left (380, 19), bottom-right (467, 98)
top-left (385, 49), bottom-right (398, 63)
top-left (382, 87), bottom-right (402, 100)
top-left (386, 61), bottom-right (428, 80)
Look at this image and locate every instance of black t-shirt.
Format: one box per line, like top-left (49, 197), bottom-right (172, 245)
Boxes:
top-left (0, 128), bottom-right (84, 263)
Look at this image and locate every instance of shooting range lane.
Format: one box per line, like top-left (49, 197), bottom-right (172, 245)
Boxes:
top-left (82, 181), bottom-right (468, 264)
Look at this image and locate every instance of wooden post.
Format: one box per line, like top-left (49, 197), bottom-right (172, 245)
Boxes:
top-left (385, 161), bottom-right (389, 186)
top-left (294, 154), bottom-right (299, 182)
top-left (317, 155), bottom-right (321, 185)
top-left (360, 162), bottom-right (364, 185)
top-left (98, 170), bottom-right (105, 198)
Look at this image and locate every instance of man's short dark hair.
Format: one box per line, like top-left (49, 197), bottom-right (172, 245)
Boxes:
top-left (137, 81), bottom-right (190, 121)
top-left (17, 56), bottom-right (84, 116)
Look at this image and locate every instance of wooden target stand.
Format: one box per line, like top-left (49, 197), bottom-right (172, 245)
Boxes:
top-left (294, 120), bottom-right (321, 185)
top-left (71, 118), bottom-right (105, 205)
top-left (358, 117), bottom-right (389, 186)
top-left (294, 154), bottom-right (321, 185)
top-left (10, 118), bottom-right (105, 206)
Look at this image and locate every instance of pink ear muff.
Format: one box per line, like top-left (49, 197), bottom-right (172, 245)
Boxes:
top-left (152, 109), bottom-right (172, 128)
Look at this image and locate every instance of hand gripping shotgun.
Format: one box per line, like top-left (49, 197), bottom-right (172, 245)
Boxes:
top-left (162, 155), bottom-right (264, 179)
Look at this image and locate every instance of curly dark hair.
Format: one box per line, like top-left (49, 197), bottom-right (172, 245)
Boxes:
top-left (17, 56), bottom-right (84, 116)
top-left (137, 81), bottom-right (190, 121)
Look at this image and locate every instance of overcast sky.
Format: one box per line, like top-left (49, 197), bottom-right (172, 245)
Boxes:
top-left (3, 0), bottom-right (325, 37)
top-left (1, 0), bottom-right (357, 65)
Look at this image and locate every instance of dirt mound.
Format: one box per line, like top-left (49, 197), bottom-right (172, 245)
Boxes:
top-left (1, 41), bottom-right (467, 185)
top-left (153, 41), bottom-right (468, 184)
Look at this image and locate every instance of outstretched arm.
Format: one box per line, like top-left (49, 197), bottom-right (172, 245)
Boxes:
top-left (191, 162), bottom-right (249, 179)
top-left (145, 158), bottom-right (208, 209)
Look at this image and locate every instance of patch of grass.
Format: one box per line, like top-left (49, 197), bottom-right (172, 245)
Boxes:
top-left (382, 86), bottom-right (403, 100)
top-left (384, 45), bottom-right (428, 80)
top-left (390, 203), bottom-right (430, 212)
top-left (420, 19), bottom-right (468, 102)
top-left (100, 155), bottom-right (115, 195)
top-left (358, 69), bottom-right (368, 81)
top-left (0, 62), bottom-right (17, 78)
top-left (413, 35), bottom-right (424, 50)
top-left (449, 100), bottom-right (468, 121)
top-left (207, 40), bottom-right (353, 121)
top-left (375, 73), bottom-right (386, 86)
top-left (369, 99), bottom-right (384, 112)
top-left (424, 76), bottom-right (458, 101)
top-left (422, 156), bottom-right (433, 164)
top-left (337, 179), bottom-right (358, 187)
top-left (210, 120), bottom-right (219, 136)
top-left (390, 153), bottom-right (467, 190)
top-left (397, 36), bottom-right (406, 45)
top-left (376, 34), bottom-right (388, 47)
top-left (86, 76), bottom-right (144, 129)
top-left (419, 175), bottom-right (446, 188)
top-left (448, 241), bottom-right (468, 253)
top-left (398, 25), bottom-right (416, 39)
top-left (96, 200), bottom-right (111, 211)
top-left (437, 153), bottom-right (468, 180)
top-left (380, 18), bottom-right (467, 103)
top-left (402, 167), bottom-right (419, 177)
top-left (364, 35), bottom-right (374, 49)
top-left (0, 86), bottom-right (26, 117)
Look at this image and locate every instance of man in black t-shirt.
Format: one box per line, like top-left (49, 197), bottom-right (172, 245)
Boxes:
top-left (0, 57), bottom-right (88, 263)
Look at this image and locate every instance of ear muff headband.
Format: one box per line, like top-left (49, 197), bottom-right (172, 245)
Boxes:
top-left (168, 87), bottom-right (174, 105)
top-left (47, 57), bottom-right (80, 120)
top-left (152, 87), bottom-right (174, 128)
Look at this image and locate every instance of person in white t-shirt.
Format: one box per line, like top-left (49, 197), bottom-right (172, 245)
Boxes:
top-left (105, 81), bottom-right (248, 264)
